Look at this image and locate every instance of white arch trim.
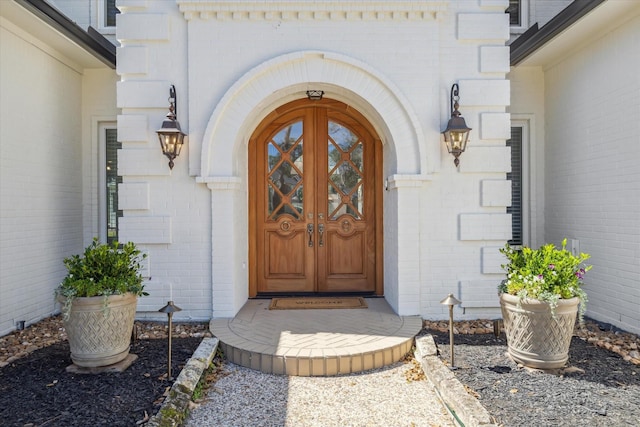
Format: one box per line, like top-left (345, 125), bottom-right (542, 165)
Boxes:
top-left (198, 50), bottom-right (426, 178)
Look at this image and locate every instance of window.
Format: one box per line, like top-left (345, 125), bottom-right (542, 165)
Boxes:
top-left (507, 0), bottom-right (528, 30)
top-left (105, 128), bottom-right (122, 244)
top-left (507, 127), bottom-right (523, 246)
top-left (105, 0), bottom-right (119, 27)
top-left (98, 0), bottom-right (119, 29)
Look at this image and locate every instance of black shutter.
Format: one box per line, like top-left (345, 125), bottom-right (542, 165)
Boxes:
top-left (106, 129), bottom-right (122, 244)
top-left (507, 127), bottom-right (523, 246)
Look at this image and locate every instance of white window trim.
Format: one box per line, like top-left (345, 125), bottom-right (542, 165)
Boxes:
top-left (510, 0), bottom-right (530, 34)
top-left (94, 0), bottom-right (116, 35)
top-left (510, 116), bottom-right (536, 248)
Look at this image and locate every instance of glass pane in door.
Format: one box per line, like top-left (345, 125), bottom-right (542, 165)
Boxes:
top-left (267, 121), bottom-right (304, 219)
top-left (327, 122), bottom-right (363, 219)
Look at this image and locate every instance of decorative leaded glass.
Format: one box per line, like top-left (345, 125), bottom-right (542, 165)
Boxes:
top-left (327, 122), bottom-right (363, 220)
top-left (267, 122), bottom-right (304, 219)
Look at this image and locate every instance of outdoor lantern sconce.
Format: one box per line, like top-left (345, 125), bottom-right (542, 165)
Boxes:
top-left (159, 300), bottom-right (182, 380)
top-left (440, 293), bottom-right (462, 369)
top-left (156, 85), bottom-right (186, 170)
top-left (442, 83), bottom-right (472, 167)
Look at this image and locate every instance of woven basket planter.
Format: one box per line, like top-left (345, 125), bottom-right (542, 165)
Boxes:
top-left (500, 293), bottom-right (579, 369)
top-left (62, 293), bottom-right (137, 367)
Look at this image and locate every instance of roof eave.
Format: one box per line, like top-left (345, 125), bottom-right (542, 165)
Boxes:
top-left (510, 0), bottom-right (605, 67)
top-left (14, 0), bottom-right (116, 69)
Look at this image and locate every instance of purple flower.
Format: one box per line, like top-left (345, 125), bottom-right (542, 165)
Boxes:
top-left (538, 274), bottom-right (544, 280)
top-left (575, 268), bottom-right (586, 279)
top-left (548, 264), bottom-right (555, 270)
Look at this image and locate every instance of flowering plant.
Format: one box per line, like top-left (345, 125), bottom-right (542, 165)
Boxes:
top-left (498, 239), bottom-right (591, 321)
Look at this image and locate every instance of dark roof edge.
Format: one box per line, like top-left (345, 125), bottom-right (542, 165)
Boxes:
top-left (15, 0), bottom-right (116, 69)
top-left (510, 0), bottom-right (606, 67)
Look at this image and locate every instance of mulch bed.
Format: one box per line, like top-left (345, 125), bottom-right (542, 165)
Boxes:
top-left (0, 337), bottom-right (202, 427)
top-left (428, 328), bottom-right (640, 426)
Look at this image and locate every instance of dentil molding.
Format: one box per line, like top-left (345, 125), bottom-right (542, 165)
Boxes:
top-left (176, 1), bottom-right (448, 22)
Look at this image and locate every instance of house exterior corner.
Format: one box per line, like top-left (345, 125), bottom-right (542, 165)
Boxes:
top-left (9, 1), bottom-right (637, 337)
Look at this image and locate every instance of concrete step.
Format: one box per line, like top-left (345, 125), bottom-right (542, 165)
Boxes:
top-left (210, 298), bottom-right (422, 376)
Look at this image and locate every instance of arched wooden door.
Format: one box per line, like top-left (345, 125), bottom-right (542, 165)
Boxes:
top-left (249, 99), bottom-right (382, 296)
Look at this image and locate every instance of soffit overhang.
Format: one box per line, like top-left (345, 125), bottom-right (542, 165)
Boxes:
top-left (0, 0), bottom-right (115, 69)
top-left (512, 0), bottom-right (640, 68)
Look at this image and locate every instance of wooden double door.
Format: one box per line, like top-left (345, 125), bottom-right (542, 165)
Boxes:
top-left (249, 99), bottom-right (382, 295)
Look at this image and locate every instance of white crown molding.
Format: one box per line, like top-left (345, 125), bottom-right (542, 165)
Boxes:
top-left (176, 1), bottom-right (448, 22)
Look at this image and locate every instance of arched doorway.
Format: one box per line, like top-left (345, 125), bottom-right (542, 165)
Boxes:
top-left (248, 99), bottom-right (383, 296)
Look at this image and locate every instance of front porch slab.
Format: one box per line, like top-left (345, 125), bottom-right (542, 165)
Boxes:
top-left (210, 298), bottom-right (422, 376)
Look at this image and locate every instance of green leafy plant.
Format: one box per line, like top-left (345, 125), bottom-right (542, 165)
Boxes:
top-left (56, 238), bottom-right (148, 318)
top-left (498, 238), bottom-right (591, 321)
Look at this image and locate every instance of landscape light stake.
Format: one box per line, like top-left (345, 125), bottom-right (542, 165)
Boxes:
top-left (158, 301), bottom-right (182, 380)
top-left (440, 293), bottom-right (462, 368)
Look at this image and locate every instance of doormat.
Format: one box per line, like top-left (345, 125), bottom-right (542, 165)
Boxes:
top-left (269, 297), bottom-right (368, 310)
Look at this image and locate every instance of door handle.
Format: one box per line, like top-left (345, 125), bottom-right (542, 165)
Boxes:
top-left (318, 223), bottom-right (324, 247)
top-left (307, 223), bottom-right (314, 247)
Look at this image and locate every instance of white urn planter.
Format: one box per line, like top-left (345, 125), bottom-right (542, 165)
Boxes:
top-left (500, 293), bottom-right (579, 369)
top-left (62, 293), bottom-right (137, 368)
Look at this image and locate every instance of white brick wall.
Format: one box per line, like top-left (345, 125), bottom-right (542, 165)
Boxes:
top-left (530, 0), bottom-right (573, 28)
top-left (459, 80), bottom-right (510, 107)
top-left (459, 147), bottom-right (511, 173)
top-left (49, 0), bottom-right (91, 29)
top-left (508, 67), bottom-right (546, 248)
top-left (49, 0), bottom-right (119, 44)
top-left (8, 0), bottom-right (635, 334)
top-left (458, 14), bottom-right (509, 40)
top-left (0, 17), bottom-right (116, 335)
top-left (116, 47), bottom-right (149, 75)
top-left (542, 15), bottom-right (640, 334)
top-left (118, 148), bottom-right (169, 176)
top-left (509, 0), bottom-right (572, 42)
top-left (459, 280), bottom-right (501, 308)
top-left (113, 0), bottom-right (511, 322)
top-left (481, 180), bottom-right (512, 207)
top-left (81, 69), bottom-right (119, 247)
top-left (118, 183), bottom-right (150, 210)
top-left (117, 81), bottom-right (169, 109)
top-left (480, 46), bottom-right (510, 73)
top-left (116, 13), bottom-right (169, 41)
top-left (481, 246), bottom-right (505, 274)
top-left (117, 114), bottom-right (148, 141)
top-left (460, 214), bottom-right (512, 241)
top-left (480, 113), bottom-right (511, 140)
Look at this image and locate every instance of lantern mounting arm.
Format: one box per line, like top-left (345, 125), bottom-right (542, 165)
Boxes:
top-left (169, 85), bottom-right (177, 118)
top-left (450, 83), bottom-right (461, 117)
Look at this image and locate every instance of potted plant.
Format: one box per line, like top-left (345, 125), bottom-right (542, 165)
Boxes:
top-left (498, 239), bottom-right (591, 369)
top-left (56, 238), bottom-right (147, 367)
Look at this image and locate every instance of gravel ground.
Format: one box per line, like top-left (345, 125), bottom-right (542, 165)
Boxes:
top-left (186, 358), bottom-right (455, 427)
top-left (428, 327), bottom-right (640, 427)
top-left (187, 318), bottom-right (640, 427)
